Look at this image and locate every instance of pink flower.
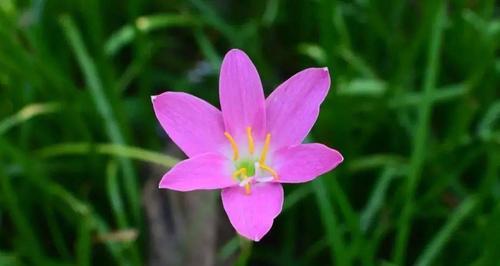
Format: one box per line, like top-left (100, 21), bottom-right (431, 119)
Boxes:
top-left (151, 49), bottom-right (343, 241)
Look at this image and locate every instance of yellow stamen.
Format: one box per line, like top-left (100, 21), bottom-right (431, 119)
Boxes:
top-left (224, 132), bottom-right (239, 161)
top-left (244, 183), bottom-right (251, 194)
top-left (246, 126), bottom-right (255, 155)
top-left (259, 163), bottom-right (279, 180)
top-left (259, 133), bottom-right (271, 165)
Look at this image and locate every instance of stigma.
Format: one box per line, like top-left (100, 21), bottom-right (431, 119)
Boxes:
top-left (224, 126), bottom-right (279, 195)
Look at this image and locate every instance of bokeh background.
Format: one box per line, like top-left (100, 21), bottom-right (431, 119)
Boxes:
top-left (1, 0), bottom-right (499, 265)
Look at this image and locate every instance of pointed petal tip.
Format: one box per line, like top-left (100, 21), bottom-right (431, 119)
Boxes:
top-left (220, 48), bottom-right (265, 138)
top-left (337, 151), bottom-right (344, 164)
top-left (328, 146), bottom-right (344, 164)
top-left (331, 149), bottom-right (344, 170)
top-left (226, 48), bottom-right (245, 55)
top-left (265, 68), bottom-right (331, 149)
top-left (151, 91), bottom-right (173, 102)
top-left (158, 178), bottom-right (169, 189)
top-left (223, 49), bottom-right (252, 63)
top-left (320, 67), bottom-right (331, 78)
top-left (323, 145), bottom-right (344, 167)
top-left (238, 230), bottom-right (267, 242)
top-left (222, 184), bottom-right (282, 244)
top-left (151, 92), bottom-right (227, 157)
top-left (312, 67), bottom-right (330, 80)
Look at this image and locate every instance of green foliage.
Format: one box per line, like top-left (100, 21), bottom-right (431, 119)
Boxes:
top-left (0, 0), bottom-right (498, 265)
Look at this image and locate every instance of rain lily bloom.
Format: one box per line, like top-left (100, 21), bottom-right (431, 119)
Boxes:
top-left (151, 49), bottom-right (343, 241)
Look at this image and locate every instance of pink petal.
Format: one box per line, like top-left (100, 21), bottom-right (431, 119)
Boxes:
top-left (219, 49), bottom-right (266, 141)
top-left (152, 91), bottom-right (226, 157)
top-left (159, 153), bottom-right (235, 191)
top-left (266, 68), bottom-right (331, 150)
top-left (221, 183), bottom-right (283, 241)
top-left (273, 143), bottom-right (343, 183)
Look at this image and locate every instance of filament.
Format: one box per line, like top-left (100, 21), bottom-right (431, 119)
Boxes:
top-left (259, 163), bottom-right (279, 180)
top-left (259, 133), bottom-right (271, 165)
top-left (246, 126), bottom-right (255, 155)
top-left (224, 132), bottom-right (239, 161)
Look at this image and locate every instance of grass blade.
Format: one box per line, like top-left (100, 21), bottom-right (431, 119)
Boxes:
top-left (312, 178), bottom-right (348, 265)
top-left (0, 251), bottom-right (21, 266)
top-left (76, 216), bottom-right (92, 266)
top-left (36, 142), bottom-right (179, 168)
top-left (105, 14), bottom-right (195, 56)
top-left (0, 170), bottom-right (44, 264)
top-left (393, 1), bottom-right (447, 263)
top-left (60, 16), bottom-right (140, 222)
top-left (415, 197), bottom-right (478, 266)
top-left (360, 167), bottom-right (398, 232)
top-left (0, 102), bottom-right (61, 135)
top-left (193, 27), bottom-right (221, 69)
top-left (389, 84), bottom-right (468, 108)
top-left (106, 160), bottom-right (128, 228)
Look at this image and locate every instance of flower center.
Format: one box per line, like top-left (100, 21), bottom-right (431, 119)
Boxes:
top-left (224, 126), bottom-right (279, 195)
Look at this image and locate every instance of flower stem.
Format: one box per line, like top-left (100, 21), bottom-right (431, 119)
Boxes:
top-left (235, 237), bottom-right (253, 266)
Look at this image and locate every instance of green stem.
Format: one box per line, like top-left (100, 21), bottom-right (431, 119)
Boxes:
top-left (234, 237), bottom-right (253, 266)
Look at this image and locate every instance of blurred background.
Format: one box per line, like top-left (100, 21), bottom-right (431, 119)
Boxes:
top-left (0, 0), bottom-right (499, 265)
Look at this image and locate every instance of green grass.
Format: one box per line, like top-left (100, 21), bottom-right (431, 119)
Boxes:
top-left (0, 0), bottom-right (499, 265)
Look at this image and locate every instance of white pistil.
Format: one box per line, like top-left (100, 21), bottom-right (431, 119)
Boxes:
top-left (238, 176), bottom-right (254, 187)
top-left (254, 162), bottom-right (261, 177)
top-left (255, 176), bottom-right (274, 183)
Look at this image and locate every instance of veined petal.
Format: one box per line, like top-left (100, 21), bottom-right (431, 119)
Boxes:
top-left (152, 91), bottom-right (226, 158)
top-left (273, 143), bottom-right (343, 183)
top-left (221, 183), bottom-right (283, 241)
top-left (266, 68), bottom-right (330, 150)
top-left (219, 49), bottom-right (266, 141)
top-left (159, 153), bottom-right (235, 191)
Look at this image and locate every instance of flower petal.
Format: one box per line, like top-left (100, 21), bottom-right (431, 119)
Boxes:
top-left (159, 153), bottom-right (235, 191)
top-left (152, 91), bottom-right (226, 157)
top-left (219, 49), bottom-right (266, 141)
top-left (266, 68), bottom-right (330, 150)
top-left (221, 183), bottom-right (283, 241)
top-left (272, 143), bottom-right (343, 183)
